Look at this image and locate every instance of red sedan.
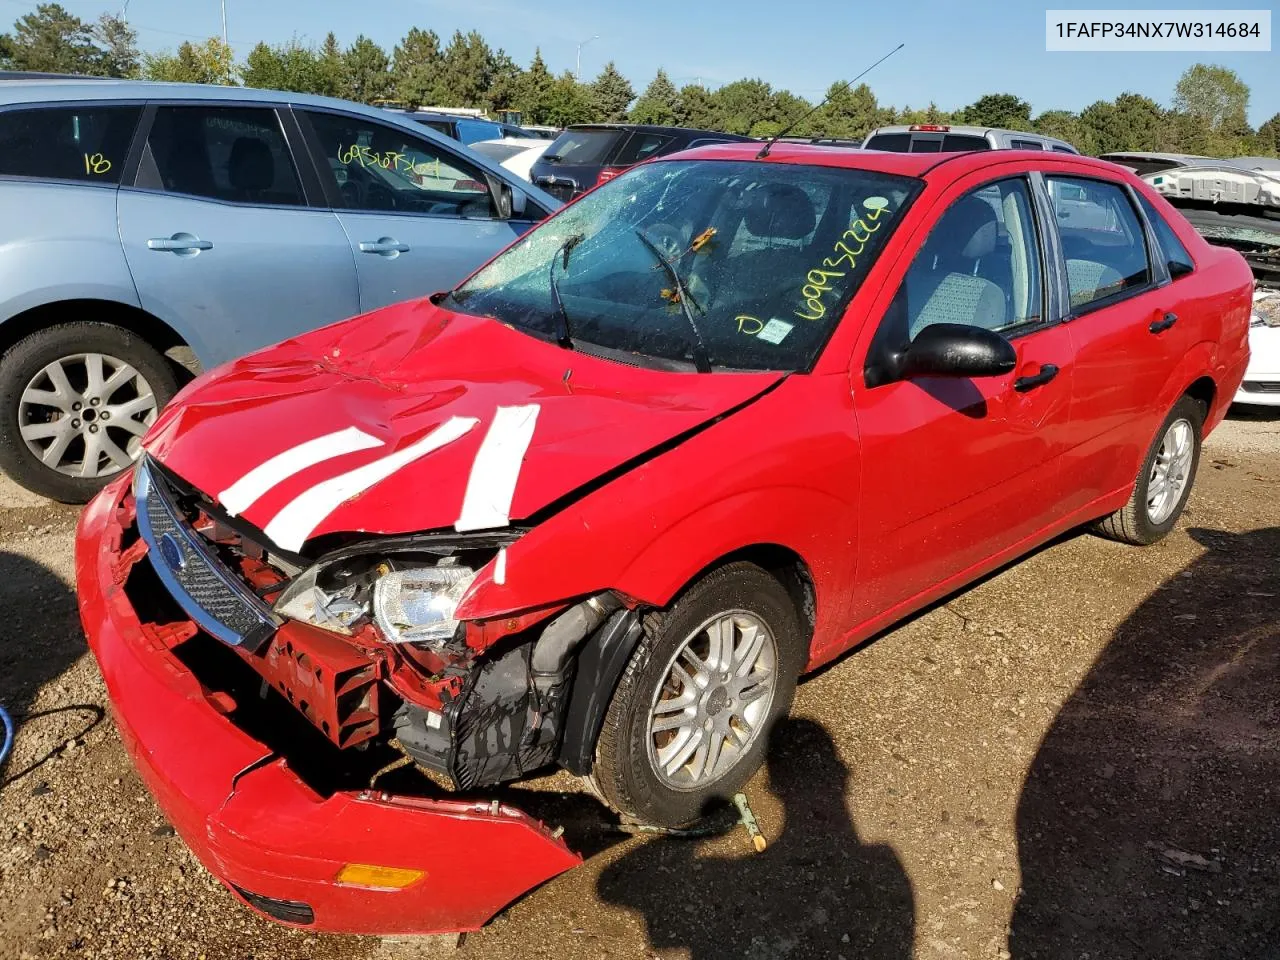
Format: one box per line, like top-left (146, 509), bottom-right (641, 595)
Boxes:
top-left (76, 143), bottom-right (1252, 935)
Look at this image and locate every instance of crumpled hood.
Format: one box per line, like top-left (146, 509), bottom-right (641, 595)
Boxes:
top-left (144, 299), bottom-right (781, 552)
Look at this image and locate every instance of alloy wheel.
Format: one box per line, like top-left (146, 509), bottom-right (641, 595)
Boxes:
top-left (1146, 417), bottom-right (1194, 525)
top-left (18, 353), bottom-right (158, 479)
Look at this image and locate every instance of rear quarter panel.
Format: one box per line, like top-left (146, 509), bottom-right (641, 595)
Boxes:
top-left (0, 180), bottom-right (141, 324)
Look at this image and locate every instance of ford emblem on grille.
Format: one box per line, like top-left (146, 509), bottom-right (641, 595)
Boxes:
top-left (157, 533), bottom-right (186, 574)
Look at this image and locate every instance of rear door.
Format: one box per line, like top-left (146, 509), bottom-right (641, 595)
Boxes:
top-left (1044, 174), bottom-right (1190, 512)
top-left (852, 172), bottom-right (1076, 619)
top-left (117, 103), bottom-right (359, 366)
top-left (298, 108), bottom-right (534, 313)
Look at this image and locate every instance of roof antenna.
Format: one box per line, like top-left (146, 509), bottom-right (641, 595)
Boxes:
top-left (757, 42), bottom-right (905, 159)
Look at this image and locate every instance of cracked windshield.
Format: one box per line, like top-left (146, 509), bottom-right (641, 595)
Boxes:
top-left (449, 159), bottom-right (920, 370)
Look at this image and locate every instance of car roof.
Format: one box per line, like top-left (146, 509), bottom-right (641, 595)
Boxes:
top-left (562, 123), bottom-right (754, 141)
top-left (0, 77), bottom-right (415, 116)
top-left (668, 140), bottom-right (1131, 182)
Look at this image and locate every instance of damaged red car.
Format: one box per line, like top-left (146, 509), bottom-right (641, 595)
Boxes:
top-left (76, 143), bottom-right (1252, 935)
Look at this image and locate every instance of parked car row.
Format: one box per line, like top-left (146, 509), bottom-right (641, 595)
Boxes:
top-left (0, 78), bottom-right (557, 501)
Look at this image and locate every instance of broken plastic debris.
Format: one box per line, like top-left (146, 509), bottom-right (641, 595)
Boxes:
top-left (734, 792), bottom-right (767, 853)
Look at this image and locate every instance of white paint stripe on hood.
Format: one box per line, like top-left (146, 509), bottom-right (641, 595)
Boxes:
top-left (455, 404), bottom-right (540, 532)
top-left (218, 426), bottom-right (384, 517)
top-left (264, 416), bottom-right (479, 552)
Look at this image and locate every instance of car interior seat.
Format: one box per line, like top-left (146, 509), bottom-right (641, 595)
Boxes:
top-left (905, 195), bottom-right (1008, 336)
top-left (227, 137), bottom-right (277, 204)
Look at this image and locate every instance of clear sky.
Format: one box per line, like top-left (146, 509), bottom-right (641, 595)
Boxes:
top-left (7, 0), bottom-right (1277, 125)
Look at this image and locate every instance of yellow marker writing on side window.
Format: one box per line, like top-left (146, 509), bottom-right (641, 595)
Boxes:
top-left (83, 153), bottom-right (111, 175)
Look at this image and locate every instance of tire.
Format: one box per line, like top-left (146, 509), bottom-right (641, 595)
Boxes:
top-left (589, 562), bottom-right (805, 827)
top-left (1093, 395), bottom-right (1204, 546)
top-left (0, 322), bottom-right (178, 503)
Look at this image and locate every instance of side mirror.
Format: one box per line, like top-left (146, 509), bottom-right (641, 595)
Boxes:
top-left (493, 182), bottom-right (513, 220)
top-left (509, 186), bottom-right (528, 218)
top-left (901, 323), bottom-right (1017, 379)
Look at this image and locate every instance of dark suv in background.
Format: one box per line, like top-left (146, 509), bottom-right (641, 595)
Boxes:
top-left (530, 123), bottom-right (754, 201)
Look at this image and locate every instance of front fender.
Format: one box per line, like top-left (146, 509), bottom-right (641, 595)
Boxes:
top-left (456, 374), bottom-right (861, 655)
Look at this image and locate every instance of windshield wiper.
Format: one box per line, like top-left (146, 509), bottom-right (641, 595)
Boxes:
top-left (548, 233), bottom-right (584, 350)
top-left (633, 228), bottom-right (713, 373)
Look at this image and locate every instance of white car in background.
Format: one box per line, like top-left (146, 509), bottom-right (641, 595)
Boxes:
top-left (471, 137), bottom-right (554, 183)
top-left (1239, 289), bottom-right (1280, 406)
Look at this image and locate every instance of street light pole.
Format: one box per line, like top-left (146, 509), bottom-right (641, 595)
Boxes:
top-left (221, 0), bottom-right (228, 50)
top-left (575, 34), bottom-right (600, 80)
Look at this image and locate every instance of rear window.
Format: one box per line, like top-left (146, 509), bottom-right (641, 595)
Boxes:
top-left (941, 134), bottom-right (991, 152)
top-left (544, 129), bottom-right (622, 165)
top-left (909, 137), bottom-right (942, 153)
top-left (455, 119), bottom-right (503, 145)
top-left (863, 133), bottom-right (910, 152)
top-left (0, 104), bottom-right (141, 184)
top-left (612, 132), bottom-right (673, 165)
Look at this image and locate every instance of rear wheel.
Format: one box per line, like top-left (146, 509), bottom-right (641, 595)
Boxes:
top-left (589, 562), bottom-right (804, 827)
top-left (0, 322), bottom-right (177, 503)
top-left (1093, 395), bottom-right (1203, 546)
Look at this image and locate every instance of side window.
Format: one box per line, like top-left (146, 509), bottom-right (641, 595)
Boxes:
top-left (304, 111), bottom-right (493, 219)
top-left (0, 105), bottom-right (141, 184)
top-left (1137, 193), bottom-right (1195, 277)
top-left (140, 106), bottom-right (304, 206)
top-left (1051, 145), bottom-right (1076, 154)
top-left (612, 132), bottom-right (673, 165)
top-left (896, 177), bottom-right (1044, 338)
top-left (1010, 139), bottom-right (1044, 151)
top-left (1046, 176), bottom-right (1151, 310)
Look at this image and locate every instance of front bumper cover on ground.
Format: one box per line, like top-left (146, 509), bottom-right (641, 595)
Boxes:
top-left (75, 474), bottom-right (581, 936)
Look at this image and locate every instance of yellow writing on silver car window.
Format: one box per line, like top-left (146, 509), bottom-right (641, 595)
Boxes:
top-left (795, 200), bottom-right (889, 321)
top-left (83, 153), bottom-right (111, 176)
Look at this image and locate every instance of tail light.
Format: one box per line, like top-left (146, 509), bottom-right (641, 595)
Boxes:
top-left (909, 124), bottom-right (950, 132)
top-left (596, 167), bottom-right (624, 185)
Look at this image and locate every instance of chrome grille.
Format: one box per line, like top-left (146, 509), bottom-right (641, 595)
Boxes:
top-left (134, 457), bottom-right (277, 650)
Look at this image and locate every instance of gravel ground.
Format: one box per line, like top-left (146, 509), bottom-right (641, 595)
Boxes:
top-left (1, 409), bottom-right (1276, 960)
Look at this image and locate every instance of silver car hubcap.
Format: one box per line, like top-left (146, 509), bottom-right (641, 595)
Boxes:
top-left (18, 353), bottom-right (157, 479)
top-left (1147, 417), bottom-right (1194, 524)
top-left (646, 611), bottom-right (778, 790)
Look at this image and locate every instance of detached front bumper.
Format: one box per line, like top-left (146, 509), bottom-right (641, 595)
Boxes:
top-left (75, 474), bottom-right (580, 936)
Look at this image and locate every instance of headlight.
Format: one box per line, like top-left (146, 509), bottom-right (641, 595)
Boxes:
top-left (273, 557), bottom-right (477, 646)
top-left (372, 566), bottom-right (476, 645)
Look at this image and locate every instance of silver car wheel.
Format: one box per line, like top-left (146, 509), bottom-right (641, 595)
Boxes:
top-left (1146, 417), bottom-right (1194, 525)
top-left (646, 611), bottom-right (778, 790)
top-left (18, 353), bottom-right (158, 479)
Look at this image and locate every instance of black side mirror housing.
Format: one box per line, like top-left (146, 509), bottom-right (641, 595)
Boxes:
top-left (900, 323), bottom-right (1017, 380)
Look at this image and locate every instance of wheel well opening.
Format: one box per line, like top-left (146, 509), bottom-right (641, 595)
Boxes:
top-left (702, 545), bottom-right (817, 649)
top-left (1184, 376), bottom-right (1216, 417)
top-left (0, 300), bottom-right (197, 377)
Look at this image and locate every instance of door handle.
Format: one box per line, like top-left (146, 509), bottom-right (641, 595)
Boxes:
top-left (1013, 363), bottom-right (1060, 393)
top-left (358, 238), bottom-right (410, 256)
top-left (1149, 312), bottom-right (1178, 334)
top-left (147, 234), bottom-right (213, 254)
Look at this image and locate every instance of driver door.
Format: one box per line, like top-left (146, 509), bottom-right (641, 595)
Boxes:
top-left (850, 174), bottom-right (1076, 623)
top-left (297, 109), bottom-right (530, 312)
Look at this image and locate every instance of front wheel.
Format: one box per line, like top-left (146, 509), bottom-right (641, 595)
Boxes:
top-left (0, 322), bottom-right (178, 503)
top-left (589, 562), bottom-right (805, 827)
top-left (1093, 395), bottom-right (1203, 546)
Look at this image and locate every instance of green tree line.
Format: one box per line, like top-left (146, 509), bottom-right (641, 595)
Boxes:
top-left (3, 3), bottom-right (1276, 157)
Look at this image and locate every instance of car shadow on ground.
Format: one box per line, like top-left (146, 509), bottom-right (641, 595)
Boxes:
top-left (0, 550), bottom-right (101, 786)
top-left (596, 716), bottom-right (914, 959)
top-left (1010, 526), bottom-right (1280, 958)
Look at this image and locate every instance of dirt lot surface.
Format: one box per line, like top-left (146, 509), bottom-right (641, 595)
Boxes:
top-left (1, 409), bottom-right (1276, 960)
